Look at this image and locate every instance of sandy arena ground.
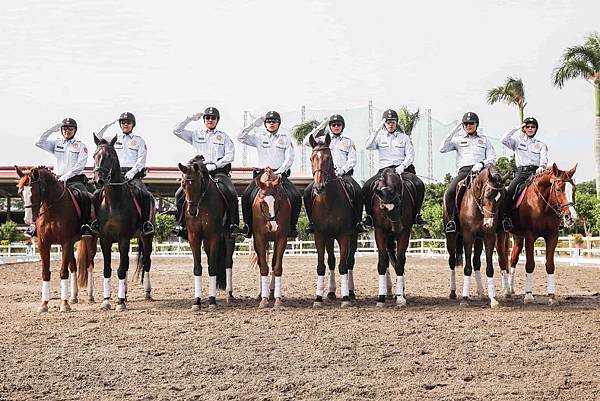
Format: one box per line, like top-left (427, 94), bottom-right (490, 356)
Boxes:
top-left (0, 254), bottom-right (599, 401)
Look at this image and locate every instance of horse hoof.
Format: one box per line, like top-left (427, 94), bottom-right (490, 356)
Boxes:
top-left (548, 296), bottom-right (559, 306)
top-left (327, 292), bottom-right (336, 300)
top-left (386, 291), bottom-right (394, 300)
top-left (274, 298), bottom-right (283, 309)
top-left (460, 298), bottom-right (469, 307)
top-left (449, 290), bottom-right (457, 300)
top-left (376, 302), bottom-right (385, 308)
top-left (226, 292), bottom-right (234, 304)
top-left (258, 298), bottom-right (269, 308)
top-left (396, 297), bottom-right (407, 308)
top-left (490, 298), bottom-right (500, 308)
top-left (313, 301), bottom-right (323, 308)
top-left (504, 289), bottom-right (512, 298)
top-left (100, 300), bottom-right (111, 311)
top-left (60, 303), bottom-right (72, 313)
top-left (37, 305), bottom-right (49, 313)
top-left (341, 301), bottom-right (352, 308)
top-left (524, 293), bottom-right (535, 304)
top-left (115, 303), bottom-right (126, 312)
top-left (145, 292), bottom-right (153, 301)
top-left (191, 304), bottom-right (201, 312)
top-left (69, 297), bottom-right (78, 304)
top-left (349, 291), bottom-right (356, 301)
top-left (88, 296), bottom-right (95, 304)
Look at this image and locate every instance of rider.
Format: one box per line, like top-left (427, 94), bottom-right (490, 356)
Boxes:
top-left (302, 114), bottom-right (365, 233)
top-left (29, 118), bottom-right (95, 238)
top-left (362, 109), bottom-right (426, 227)
top-left (237, 111), bottom-right (301, 238)
top-left (172, 106), bottom-right (241, 238)
top-left (439, 112), bottom-right (497, 233)
top-left (500, 117), bottom-right (548, 231)
top-left (95, 112), bottom-right (154, 235)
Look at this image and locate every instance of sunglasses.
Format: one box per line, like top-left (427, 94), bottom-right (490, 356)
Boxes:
top-left (62, 127), bottom-right (75, 131)
top-left (204, 115), bottom-right (217, 121)
top-left (385, 119), bottom-right (397, 124)
top-left (120, 120), bottom-right (133, 125)
top-left (330, 122), bottom-right (343, 127)
top-left (265, 119), bottom-right (278, 124)
top-left (525, 125), bottom-right (537, 129)
top-left (463, 122), bottom-right (476, 126)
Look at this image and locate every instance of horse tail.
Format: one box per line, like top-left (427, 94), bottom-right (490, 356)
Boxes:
top-left (248, 242), bottom-right (270, 271)
top-left (76, 236), bottom-right (97, 288)
top-left (216, 236), bottom-right (227, 290)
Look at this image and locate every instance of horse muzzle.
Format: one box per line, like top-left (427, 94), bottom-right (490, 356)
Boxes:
top-left (314, 183), bottom-right (325, 194)
top-left (482, 216), bottom-right (494, 229)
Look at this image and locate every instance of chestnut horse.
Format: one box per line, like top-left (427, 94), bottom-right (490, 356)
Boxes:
top-left (497, 163), bottom-right (577, 305)
top-left (252, 167), bottom-right (291, 308)
top-left (444, 165), bottom-right (506, 307)
top-left (371, 168), bottom-right (418, 307)
top-left (15, 166), bottom-right (97, 313)
top-left (90, 135), bottom-right (155, 311)
top-left (178, 157), bottom-right (235, 311)
top-left (307, 133), bottom-right (358, 308)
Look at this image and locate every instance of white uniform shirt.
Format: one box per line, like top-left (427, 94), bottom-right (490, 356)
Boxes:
top-left (365, 129), bottom-right (415, 170)
top-left (303, 130), bottom-right (357, 174)
top-left (96, 121), bottom-right (147, 174)
top-left (173, 117), bottom-right (235, 168)
top-left (501, 128), bottom-right (548, 168)
top-left (35, 124), bottom-right (88, 181)
top-left (439, 128), bottom-right (497, 171)
top-left (238, 126), bottom-right (294, 174)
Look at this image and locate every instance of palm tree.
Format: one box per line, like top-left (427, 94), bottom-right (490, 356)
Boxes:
top-left (397, 106), bottom-right (420, 136)
top-left (487, 76), bottom-right (527, 123)
top-left (291, 120), bottom-right (319, 173)
top-left (552, 32), bottom-right (600, 195)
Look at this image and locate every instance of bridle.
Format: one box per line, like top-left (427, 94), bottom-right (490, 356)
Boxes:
top-left (533, 174), bottom-right (575, 219)
top-left (310, 146), bottom-right (339, 189)
top-left (258, 183), bottom-right (283, 222)
top-left (181, 171), bottom-right (211, 217)
top-left (21, 171), bottom-right (66, 220)
top-left (375, 171), bottom-right (404, 225)
top-left (93, 147), bottom-right (130, 187)
top-left (471, 177), bottom-right (504, 217)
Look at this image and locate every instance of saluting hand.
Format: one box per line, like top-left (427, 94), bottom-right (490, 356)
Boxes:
top-left (190, 113), bottom-right (204, 121)
top-left (252, 116), bottom-right (265, 128)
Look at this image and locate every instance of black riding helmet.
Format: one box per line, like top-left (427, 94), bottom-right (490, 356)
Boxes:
top-left (382, 109), bottom-right (399, 121)
top-left (61, 117), bottom-right (77, 132)
top-left (523, 116), bottom-right (538, 128)
top-left (329, 114), bottom-right (345, 130)
top-left (462, 112), bottom-right (479, 125)
top-left (264, 110), bottom-right (281, 123)
top-left (119, 111), bottom-right (136, 128)
top-left (204, 106), bottom-right (220, 121)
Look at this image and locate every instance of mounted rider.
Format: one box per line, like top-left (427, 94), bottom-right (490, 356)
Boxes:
top-left (302, 114), bottom-right (365, 233)
top-left (28, 118), bottom-right (95, 238)
top-left (172, 106), bottom-right (241, 238)
top-left (362, 109), bottom-right (426, 228)
top-left (95, 112), bottom-right (154, 235)
top-left (439, 112), bottom-right (497, 233)
top-left (237, 110), bottom-right (302, 238)
top-left (500, 117), bottom-right (548, 231)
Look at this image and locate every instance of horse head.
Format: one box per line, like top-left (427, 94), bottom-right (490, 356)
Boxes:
top-left (541, 163), bottom-right (578, 228)
top-left (15, 166), bottom-right (55, 224)
top-left (92, 133), bottom-right (121, 188)
top-left (471, 165), bottom-right (505, 230)
top-left (178, 156), bottom-right (209, 218)
top-left (374, 168), bottom-right (402, 211)
top-left (309, 133), bottom-right (334, 194)
top-left (255, 167), bottom-right (282, 223)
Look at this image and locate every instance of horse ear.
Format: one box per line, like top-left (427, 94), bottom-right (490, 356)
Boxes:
top-left (199, 162), bottom-right (209, 175)
top-left (324, 132), bottom-right (331, 146)
top-left (177, 163), bottom-right (188, 174)
top-left (109, 135), bottom-right (118, 147)
top-left (273, 174), bottom-right (281, 186)
top-left (15, 166), bottom-right (24, 178)
top-left (192, 163), bottom-right (200, 173)
top-left (309, 134), bottom-right (317, 148)
top-left (32, 169), bottom-right (39, 180)
top-left (552, 163), bottom-right (559, 176)
top-left (568, 163), bottom-right (577, 177)
top-left (255, 176), bottom-right (265, 191)
top-left (93, 133), bottom-right (101, 145)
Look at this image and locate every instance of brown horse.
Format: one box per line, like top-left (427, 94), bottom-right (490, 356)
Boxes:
top-left (307, 133), bottom-right (358, 308)
top-left (15, 166), bottom-right (97, 313)
top-left (444, 165), bottom-right (506, 307)
top-left (497, 163), bottom-right (577, 305)
top-left (177, 157), bottom-right (235, 311)
top-left (371, 168), bottom-right (418, 307)
top-left (252, 167), bottom-right (291, 308)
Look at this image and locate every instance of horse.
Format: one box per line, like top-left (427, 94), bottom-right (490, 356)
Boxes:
top-left (15, 166), bottom-right (97, 313)
top-left (496, 163), bottom-right (577, 305)
top-left (371, 168), bottom-right (419, 307)
top-left (251, 167), bottom-right (291, 308)
top-left (177, 157), bottom-right (235, 311)
top-left (89, 134), bottom-right (155, 311)
top-left (307, 133), bottom-right (358, 308)
top-left (443, 165), bottom-right (506, 307)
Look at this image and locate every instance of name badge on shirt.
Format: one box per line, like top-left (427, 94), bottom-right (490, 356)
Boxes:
top-left (262, 139), bottom-right (271, 148)
top-left (55, 144), bottom-right (65, 152)
top-left (379, 138), bottom-right (390, 148)
top-left (114, 142), bottom-right (124, 149)
top-left (459, 140), bottom-right (468, 146)
top-left (518, 143), bottom-right (527, 151)
top-left (196, 133), bottom-right (207, 143)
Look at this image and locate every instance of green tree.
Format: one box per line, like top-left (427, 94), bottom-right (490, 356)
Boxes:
top-left (487, 76), bottom-right (527, 123)
top-left (154, 213), bottom-right (176, 242)
top-left (291, 120), bottom-right (319, 173)
top-left (397, 106), bottom-right (420, 136)
top-left (496, 156), bottom-right (517, 180)
top-left (0, 221), bottom-right (24, 243)
top-left (574, 191), bottom-right (598, 236)
top-left (552, 32), bottom-right (600, 195)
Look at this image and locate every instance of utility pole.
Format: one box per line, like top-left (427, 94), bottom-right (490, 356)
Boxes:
top-left (426, 108), bottom-right (433, 183)
top-left (301, 105), bottom-right (306, 172)
top-left (242, 111), bottom-right (248, 166)
top-left (368, 100), bottom-right (374, 176)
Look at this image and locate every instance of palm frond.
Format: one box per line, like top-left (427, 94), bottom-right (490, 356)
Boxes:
top-left (397, 106), bottom-right (420, 136)
top-left (553, 58), bottom-right (595, 88)
top-left (290, 120), bottom-right (319, 145)
top-left (487, 76), bottom-right (525, 107)
top-left (553, 33), bottom-right (600, 88)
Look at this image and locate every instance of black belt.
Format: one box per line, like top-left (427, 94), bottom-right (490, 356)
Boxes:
top-left (252, 168), bottom-right (290, 179)
top-left (517, 165), bottom-right (537, 172)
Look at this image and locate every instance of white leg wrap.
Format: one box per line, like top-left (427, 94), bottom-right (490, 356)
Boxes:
top-left (501, 271), bottom-right (508, 289)
top-left (225, 268), bottom-right (232, 292)
top-left (378, 274), bottom-right (387, 296)
top-left (261, 276), bottom-right (269, 298)
top-left (118, 279), bottom-right (126, 299)
top-left (385, 269), bottom-right (392, 291)
top-left (41, 281), bottom-right (50, 302)
top-left (462, 275), bottom-right (471, 298)
top-left (487, 277), bottom-right (496, 299)
top-left (316, 275), bottom-right (325, 297)
top-left (547, 274), bottom-right (556, 294)
top-left (144, 272), bottom-right (151, 292)
top-left (328, 269), bottom-right (336, 292)
top-left (396, 275), bottom-right (405, 297)
top-left (348, 270), bottom-right (355, 291)
top-left (194, 275), bottom-right (202, 299)
top-left (509, 267), bottom-right (516, 288)
top-left (208, 276), bottom-right (217, 298)
top-left (340, 274), bottom-right (349, 297)
top-left (274, 276), bottom-right (282, 298)
top-left (103, 278), bottom-right (111, 299)
top-left (60, 279), bottom-right (69, 301)
top-left (125, 271), bottom-right (128, 293)
top-left (525, 273), bottom-right (533, 293)
top-left (70, 274), bottom-right (77, 297)
top-left (474, 271), bottom-right (484, 294)
top-left (450, 270), bottom-right (456, 291)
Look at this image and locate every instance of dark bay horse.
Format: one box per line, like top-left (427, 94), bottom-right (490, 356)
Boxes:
top-left (372, 168), bottom-right (418, 307)
top-left (91, 134), bottom-right (154, 311)
top-left (307, 133), bottom-right (358, 308)
top-left (252, 167), bottom-right (291, 308)
top-left (444, 165), bottom-right (506, 307)
top-left (178, 157), bottom-right (235, 311)
top-left (16, 166), bottom-right (97, 312)
top-left (497, 163), bottom-right (577, 305)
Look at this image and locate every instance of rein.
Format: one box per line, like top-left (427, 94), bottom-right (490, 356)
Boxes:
top-left (532, 175), bottom-right (575, 218)
top-left (471, 180), bottom-right (504, 217)
top-left (25, 177), bottom-right (67, 218)
top-left (310, 146), bottom-right (338, 189)
top-left (182, 173), bottom-right (213, 217)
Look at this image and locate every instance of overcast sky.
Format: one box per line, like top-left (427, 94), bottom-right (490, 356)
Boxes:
top-left (1, 0), bottom-right (598, 180)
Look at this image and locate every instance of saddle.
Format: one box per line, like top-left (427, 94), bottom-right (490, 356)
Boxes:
top-left (455, 172), bottom-right (479, 215)
top-left (310, 177), bottom-right (355, 208)
top-left (65, 183), bottom-right (93, 220)
top-left (513, 174), bottom-right (537, 209)
top-left (370, 172), bottom-right (418, 208)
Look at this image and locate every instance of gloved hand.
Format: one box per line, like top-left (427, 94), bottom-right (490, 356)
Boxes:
top-left (124, 170), bottom-right (136, 180)
top-left (395, 164), bottom-right (406, 174)
top-left (536, 166), bottom-right (545, 174)
top-left (206, 163), bottom-right (217, 172)
top-left (317, 117), bottom-right (329, 132)
top-left (335, 168), bottom-right (344, 177)
top-left (471, 162), bottom-right (484, 173)
top-left (376, 119), bottom-right (386, 132)
top-left (190, 113), bottom-right (204, 121)
top-left (58, 175), bottom-right (68, 182)
top-left (109, 118), bottom-right (119, 126)
top-left (452, 121), bottom-right (463, 134)
top-left (252, 116), bottom-right (265, 128)
top-left (52, 122), bottom-right (63, 132)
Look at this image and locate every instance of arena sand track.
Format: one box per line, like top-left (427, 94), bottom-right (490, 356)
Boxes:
top-left (0, 254), bottom-right (599, 401)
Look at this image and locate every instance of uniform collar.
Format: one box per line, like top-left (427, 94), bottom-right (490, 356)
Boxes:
top-left (463, 132), bottom-right (480, 138)
top-left (204, 128), bottom-right (218, 135)
top-left (385, 130), bottom-right (398, 137)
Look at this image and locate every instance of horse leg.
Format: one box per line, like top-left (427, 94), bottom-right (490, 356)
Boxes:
top-left (190, 236), bottom-right (203, 312)
top-left (523, 234), bottom-right (536, 304)
top-left (255, 239), bottom-right (270, 308)
top-left (326, 238), bottom-right (336, 300)
top-left (338, 235), bottom-right (352, 308)
top-left (313, 234), bottom-right (327, 308)
top-left (495, 232), bottom-right (511, 297)
top-left (473, 238), bottom-right (484, 299)
top-left (225, 237), bottom-right (235, 302)
top-left (347, 233), bottom-right (358, 301)
top-left (445, 232), bottom-right (457, 299)
top-left (115, 239), bottom-right (130, 311)
top-left (38, 242), bottom-right (52, 313)
top-left (544, 232), bottom-right (560, 306)
top-left (484, 235), bottom-right (499, 308)
top-left (461, 234), bottom-right (475, 306)
top-left (269, 249), bottom-right (276, 301)
top-left (375, 228), bottom-right (389, 307)
top-left (100, 239), bottom-right (113, 311)
top-left (141, 236), bottom-right (153, 301)
top-left (272, 237), bottom-right (286, 309)
top-left (58, 241), bottom-right (74, 312)
top-left (510, 235), bottom-right (524, 295)
top-left (393, 231), bottom-right (410, 307)
top-left (206, 238), bottom-right (222, 310)
top-left (69, 249), bottom-right (78, 304)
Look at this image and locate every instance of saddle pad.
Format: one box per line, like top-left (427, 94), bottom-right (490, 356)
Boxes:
top-left (128, 186), bottom-right (143, 218)
top-left (66, 187), bottom-right (82, 219)
top-left (515, 185), bottom-right (528, 209)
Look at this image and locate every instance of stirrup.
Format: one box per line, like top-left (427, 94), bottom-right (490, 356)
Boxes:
top-left (502, 218), bottom-right (513, 232)
top-left (142, 221), bottom-right (155, 235)
top-left (415, 214), bottom-right (427, 226)
top-left (241, 225), bottom-right (252, 238)
top-left (229, 224), bottom-right (241, 235)
top-left (306, 222), bottom-right (315, 234)
top-left (355, 222), bottom-right (367, 233)
top-left (25, 224), bottom-right (37, 238)
top-left (445, 220), bottom-right (457, 233)
top-left (80, 225), bottom-right (94, 238)
top-left (363, 215), bottom-right (374, 228)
